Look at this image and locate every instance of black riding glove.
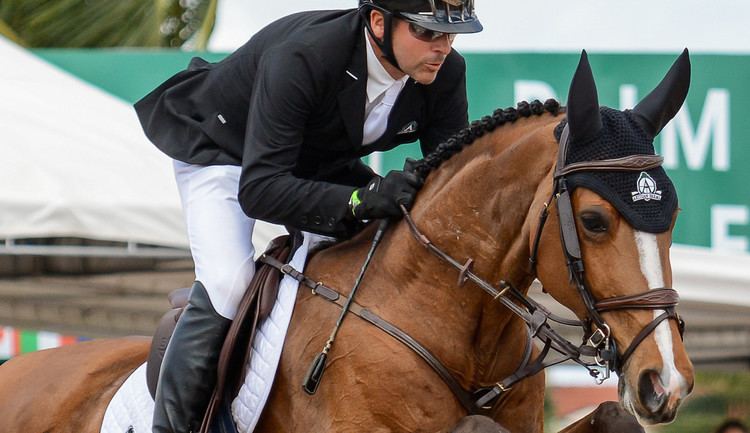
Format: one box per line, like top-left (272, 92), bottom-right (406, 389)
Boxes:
top-left (349, 170), bottom-right (423, 220)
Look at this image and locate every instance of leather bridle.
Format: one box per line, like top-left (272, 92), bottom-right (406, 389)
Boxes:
top-left (527, 124), bottom-right (685, 381)
top-left (262, 123), bottom-right (686, 414)
top-left (397, 123), bottom-right (685, 409)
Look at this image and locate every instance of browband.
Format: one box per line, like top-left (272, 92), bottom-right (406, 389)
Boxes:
top-left (555, 154), bottom-right (664, 178)
top-left (554, 124), bottom-right (664, 179)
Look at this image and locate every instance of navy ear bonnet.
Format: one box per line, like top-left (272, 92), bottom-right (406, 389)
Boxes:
top-left (555, 107), bottom-right (677, 233)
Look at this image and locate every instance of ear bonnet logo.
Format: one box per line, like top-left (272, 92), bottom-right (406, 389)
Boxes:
top-left (631, 172), bottom-right (662, 202)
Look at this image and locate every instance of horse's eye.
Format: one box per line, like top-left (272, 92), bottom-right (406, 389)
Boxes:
top-left (580, 212), bottom-right (609, 233)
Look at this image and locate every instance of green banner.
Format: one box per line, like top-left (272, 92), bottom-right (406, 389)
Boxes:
top-left (35, 50), bottom-right (750, 253)
top-left (458, 54), bottom-right (749, 255)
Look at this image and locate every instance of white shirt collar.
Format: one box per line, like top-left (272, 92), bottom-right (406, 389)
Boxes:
top-left (365, 30), bottom-right (409, 104)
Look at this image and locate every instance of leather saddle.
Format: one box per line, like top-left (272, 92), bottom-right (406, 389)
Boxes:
top-left (145, 233), bottom-right (301, 430)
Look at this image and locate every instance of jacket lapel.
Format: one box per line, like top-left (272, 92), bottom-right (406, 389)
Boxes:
top-left (388, 79), bottom-right (421, 130)
top-left (366, 80), bottom-right (422, 149)
top-left (337, 32), bottom-right (367, 148)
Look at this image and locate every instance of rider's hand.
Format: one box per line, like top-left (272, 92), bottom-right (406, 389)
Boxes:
top-left (348, 170), bottom-right (423, 220)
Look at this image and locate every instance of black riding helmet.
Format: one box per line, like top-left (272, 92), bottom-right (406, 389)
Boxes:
top-left (358, 0), bottom-right (482, 71)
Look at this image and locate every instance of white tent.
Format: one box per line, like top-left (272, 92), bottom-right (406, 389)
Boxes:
top-left (0, 36), bottom-right (284, 256)
top-left (671, 244), bottom-right (750, 307)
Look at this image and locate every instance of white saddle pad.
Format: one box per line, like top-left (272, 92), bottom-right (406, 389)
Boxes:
top-left (101, 232), bottom-right (317, 433)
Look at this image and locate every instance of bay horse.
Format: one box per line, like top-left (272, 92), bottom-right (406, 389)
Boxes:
top-left (0, 50), bottom-right (694, 433)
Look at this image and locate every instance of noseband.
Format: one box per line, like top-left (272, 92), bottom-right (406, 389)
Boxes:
top-left (528, 124), bottom-right (685, 380)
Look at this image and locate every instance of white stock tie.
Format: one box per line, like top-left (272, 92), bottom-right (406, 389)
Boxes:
top-left (362, 82), bottom-right (402, 146)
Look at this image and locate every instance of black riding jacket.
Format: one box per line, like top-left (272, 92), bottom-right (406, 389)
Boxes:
top-left (135, 9), bottom-right (469, 237)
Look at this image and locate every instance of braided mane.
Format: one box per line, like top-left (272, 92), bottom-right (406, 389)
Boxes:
top-left (412, 99), bottom-right (562, 179)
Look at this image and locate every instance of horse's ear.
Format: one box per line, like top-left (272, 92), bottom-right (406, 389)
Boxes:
top-left (567, 50), bottom-right (602, 142)
top-left (632, 48), bottom-right (691, 138)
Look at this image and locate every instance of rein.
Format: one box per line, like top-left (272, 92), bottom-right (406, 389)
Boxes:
top-left (260, 239), bottom-right (577, 415)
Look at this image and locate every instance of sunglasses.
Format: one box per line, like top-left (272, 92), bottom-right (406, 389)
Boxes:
top-left (407, 22), bottom-right (457, 43)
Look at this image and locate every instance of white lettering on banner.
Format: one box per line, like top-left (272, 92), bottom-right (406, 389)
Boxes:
top-left (619, 84), bottom-right (638, 110)
top-left (711, 204), bottom-right (748, 252)
top-left (514, 80), bottom-right (558, 105)
top-left (661, 89), bottom-right (730, 171)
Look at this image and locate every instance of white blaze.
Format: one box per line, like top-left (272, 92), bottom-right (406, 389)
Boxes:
top-left (633, 231), bottom-right (686, 394)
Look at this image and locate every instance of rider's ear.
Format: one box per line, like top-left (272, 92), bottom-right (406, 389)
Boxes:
top-left (566, 50), bottom-right (602, 142)
top-left (631, 48), bottom-right (691, 138)
top-left (369, 10), bottom-right (386, 40)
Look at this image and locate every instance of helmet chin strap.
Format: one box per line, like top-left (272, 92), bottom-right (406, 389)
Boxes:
top-left (360, 6), bottom-right (403, 73)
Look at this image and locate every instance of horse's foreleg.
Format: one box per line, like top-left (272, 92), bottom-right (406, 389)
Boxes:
top-left (557, 401), bottom-right (644, 433)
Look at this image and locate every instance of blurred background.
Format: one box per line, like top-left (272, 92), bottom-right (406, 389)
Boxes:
top-left (1, 1), bottom-right (748, 432)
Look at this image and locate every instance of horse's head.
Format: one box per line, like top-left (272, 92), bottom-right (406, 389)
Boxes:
top-left (531, 50), bottom-right (694, 424)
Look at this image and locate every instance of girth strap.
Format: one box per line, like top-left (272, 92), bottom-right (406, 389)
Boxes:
top-left (258, 254), bottom-right (483, 414)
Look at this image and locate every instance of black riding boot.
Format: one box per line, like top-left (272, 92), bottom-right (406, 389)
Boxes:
top-left (153, 281), bottom-right (231, 433)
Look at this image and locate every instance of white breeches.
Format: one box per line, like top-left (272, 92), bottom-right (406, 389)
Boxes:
top-left (173, 160), bottom-right (257, 320)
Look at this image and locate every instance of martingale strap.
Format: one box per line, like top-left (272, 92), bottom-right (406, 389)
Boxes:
top-left (258, 254), bottom-right (483, 414)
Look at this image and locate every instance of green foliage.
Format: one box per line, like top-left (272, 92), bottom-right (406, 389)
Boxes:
top-left (544, 391), bottom-right (556, 432)
top-left (0, 0), bottom-right (216, 48)
top-left (652, 370), bottom-right (750, 433)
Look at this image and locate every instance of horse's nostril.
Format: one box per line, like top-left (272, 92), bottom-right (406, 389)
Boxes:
top-left (638, 370), bottom-right (667, 414)
top-left (649, 370), bottom-right (666, 397)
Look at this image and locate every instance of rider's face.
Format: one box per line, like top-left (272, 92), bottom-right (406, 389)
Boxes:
top-left (392, 19), bottom-right (454, 84)
top-left (369, 12), bottom-right (455, 84)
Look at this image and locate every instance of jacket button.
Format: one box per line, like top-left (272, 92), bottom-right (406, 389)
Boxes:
top-left (313, 216), bottom-right (322, 225)
top-left (300, 216), bottom-right (308, 225)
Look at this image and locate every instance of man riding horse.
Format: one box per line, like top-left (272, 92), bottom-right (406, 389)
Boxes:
top-left (0, 47), bottom-right (694, 433)
top-left (134, 1), bottom-right (482, 431)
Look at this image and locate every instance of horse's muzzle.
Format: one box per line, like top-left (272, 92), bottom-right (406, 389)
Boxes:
top-left (631, 368), bottom-right (690, 424)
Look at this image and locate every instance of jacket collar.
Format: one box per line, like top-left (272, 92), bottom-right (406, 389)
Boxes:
top-left (365, 30), bottom-right (409, 104)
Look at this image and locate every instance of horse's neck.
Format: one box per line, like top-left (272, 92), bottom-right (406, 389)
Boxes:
top-left (397, 115), bottom-right (558, 284)
top-left (364, 115), bottom-right (560, 384)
